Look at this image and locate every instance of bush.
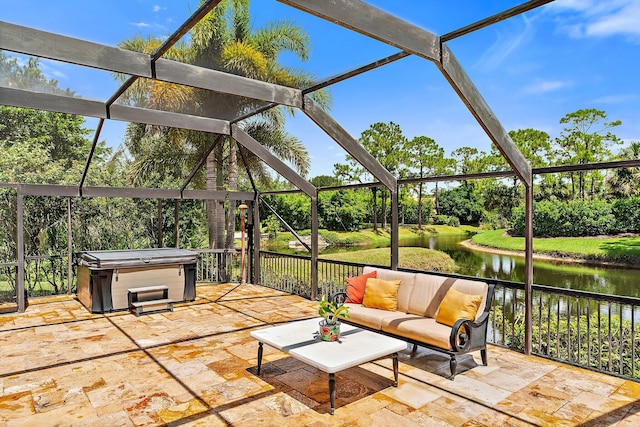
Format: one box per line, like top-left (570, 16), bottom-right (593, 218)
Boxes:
top-left (512, 199), bottom-right (616, 237)
top-left (612, 197), bottom-right (640, 233)
top-left (433, 215), bottom-right (460, 227)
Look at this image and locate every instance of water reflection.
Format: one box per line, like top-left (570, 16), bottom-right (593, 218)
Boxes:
top-left (412, 234), bottom-right (640, 298)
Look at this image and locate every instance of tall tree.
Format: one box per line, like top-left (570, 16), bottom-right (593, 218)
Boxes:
top-left (555, 109), bottom-right (621, 200)
top-left (118, 0), bottom-right (328, 250)
top-left (404, 136), bottom-right (448, 228)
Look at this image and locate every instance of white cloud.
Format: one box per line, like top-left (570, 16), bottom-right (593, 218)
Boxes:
top-left (524, 79), bottom-right (569, 94)
top-left (592, 94), bottom-right (636, 104)
top-left (550, 0), bottom-right (640, 42)
top-left (475, 16), bottom-right (534, 72)
top-left (131, 22), bottom-right (150, 28)
top-left (153, 5), bottom-right (166, 13)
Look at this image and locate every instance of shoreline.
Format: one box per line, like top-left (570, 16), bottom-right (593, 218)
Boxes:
top-left (459, 239), bottom-right (640, 270)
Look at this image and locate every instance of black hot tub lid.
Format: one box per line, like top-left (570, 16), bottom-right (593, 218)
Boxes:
top-left (78, 248), bottom-right (198, 269)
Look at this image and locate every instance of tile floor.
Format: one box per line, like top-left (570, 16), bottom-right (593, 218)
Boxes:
top-left (0, 283), bottom-right (639, 426)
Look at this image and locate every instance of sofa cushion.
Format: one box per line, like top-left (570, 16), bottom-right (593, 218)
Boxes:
top-left (435, 288), bottom-right (483, 327)
top-left (345, 303), bottom-right (410, 330)
top-left (363, 267), bottom-right (416, 312)
top-left (383, 317), bottom-right (453, 350)
top-left (345, 270), bottom-right (377, 304)
top-left (408, 274), bottom-right (455, 317)
top-left (363, 278), bottom-right (401, 311)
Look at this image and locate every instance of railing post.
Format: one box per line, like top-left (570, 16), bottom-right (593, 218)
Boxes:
top-left (524, 183), bottom-right (534, 355)
top-left (16, 191), bottom-right (25, 312)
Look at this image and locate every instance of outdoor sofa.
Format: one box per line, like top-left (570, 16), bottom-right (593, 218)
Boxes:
top-left (330, 266), bottom-right (495, 379)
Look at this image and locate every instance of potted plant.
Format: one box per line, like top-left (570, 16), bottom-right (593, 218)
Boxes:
top-left (318, 295), bottom-right (350, 341)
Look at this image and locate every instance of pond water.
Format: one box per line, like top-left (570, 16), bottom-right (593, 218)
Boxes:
top-left (399, 234), bottom-right (640, 298)
top-left (316, 233), bottom-right (640, 298)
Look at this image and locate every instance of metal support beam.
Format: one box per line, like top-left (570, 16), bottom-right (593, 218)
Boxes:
top-left (261, 199), bottom-right (311, 252)
top-left (302, 51), bottom-right (410, 94)
top-left (0, 20), bottom-right (151, 76)
top-left (16, 192), bottom-right (25, 312)
top-left (302, 96), bottom-right (397, 191)
top-left (278, 0), bottom-right (440, 61)
top-left (109, 105), bottom-right (230, 135)
top-left (524, 183), bottom-right (534, 355)
top-left (0, 21), bottom-right (303, 107)
top-left (155, 59), bottom-right (303, 108)
top-left (310, 190), bottom-right (319, 300)
top-left (0, 87), bottom-right (106, 118)
top-left (438, 45), bottom-right (532, 186)
top-left (231, 125), bottom-right (315, 197)
top-left (79, 118), bottom-right (104, 191)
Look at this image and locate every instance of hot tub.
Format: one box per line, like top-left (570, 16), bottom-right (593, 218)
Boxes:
top-left (76, 248), bottom-right (198, 313)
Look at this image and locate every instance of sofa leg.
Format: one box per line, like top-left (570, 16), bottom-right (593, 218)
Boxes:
top-left (481, 349), bottom-right (488, 366)
top-left (411, 344), bottom-right (418, 355)
top-left (449, 356), bottom-right (457, 380)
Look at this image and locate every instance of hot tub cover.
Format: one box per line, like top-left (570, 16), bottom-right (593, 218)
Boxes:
top-left (78, 248), bottom-right (198, 269)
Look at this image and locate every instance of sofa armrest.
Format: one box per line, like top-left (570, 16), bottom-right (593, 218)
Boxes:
top-left (449, 315), bottom-right (490, 352)
top-left (329, 291), bottom-right (347, 304)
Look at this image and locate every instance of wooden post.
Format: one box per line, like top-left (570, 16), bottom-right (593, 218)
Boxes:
top-left (174, 200), bottom-right (180, 248)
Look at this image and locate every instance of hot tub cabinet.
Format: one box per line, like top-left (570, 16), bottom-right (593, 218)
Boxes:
top-left (77, 248), bottom-right (198, 313)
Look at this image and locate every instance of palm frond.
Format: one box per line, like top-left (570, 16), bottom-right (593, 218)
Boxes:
top-left (251, 20), bottom-right (310, 62)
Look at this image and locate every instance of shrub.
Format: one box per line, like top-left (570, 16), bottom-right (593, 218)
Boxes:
top-left (433, 215), bottom-right (460, 227)
top-left (512, 199), bottom-right (615, 237)
top-left (612, 197), bottom-right (640, 233)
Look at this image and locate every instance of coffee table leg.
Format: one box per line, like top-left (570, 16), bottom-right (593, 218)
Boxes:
top-left (393, 352), bottom-right (399, 386)
top-left (257, 342), bottom-right (263, 375)
top-left (329, 373), bottom-right (336, 415)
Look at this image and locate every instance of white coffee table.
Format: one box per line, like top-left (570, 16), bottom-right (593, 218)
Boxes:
top-left (250, 318), bottom-right (407, 415)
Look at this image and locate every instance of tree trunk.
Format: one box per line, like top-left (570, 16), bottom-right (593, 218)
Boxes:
top-left (434, 182), bottom-right (440, 216)
top-left (225, 139), bottom-right (238, 249)
top-left (157, 199), bottom-right (163, 248)
top-left (206, 146), bottom-right (223, 249)
top-left (417, 182), bottom-right (423, 229)
top-left (214, 144), bottom-right (225, 250)
top-left (371, 187), bottom-right (378, 232)
top-left (381, 190), bottom-right (387, 230)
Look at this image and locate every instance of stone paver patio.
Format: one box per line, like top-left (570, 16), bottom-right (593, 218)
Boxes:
top-left (1, 283), bottom-right (639, 426)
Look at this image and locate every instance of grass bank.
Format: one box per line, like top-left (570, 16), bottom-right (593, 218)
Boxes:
top-left (321, 247), bottom-right (457, 272)
top-left (266, 224), bottom-right (477, 251)
top-left (471, 229), bottom-right (640, 266)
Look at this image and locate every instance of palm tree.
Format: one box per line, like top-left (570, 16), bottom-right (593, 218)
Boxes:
top-left (117, 0), bottom-right (329, 250)
top-left (608, 141), bottom-right (640, 197)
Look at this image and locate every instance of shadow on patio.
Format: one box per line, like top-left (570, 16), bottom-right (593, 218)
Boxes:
top-left (1, 283), bottom-right (639, 426)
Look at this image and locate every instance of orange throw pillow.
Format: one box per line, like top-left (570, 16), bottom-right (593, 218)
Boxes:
top-left (346, 271), bottom-right (377, 303)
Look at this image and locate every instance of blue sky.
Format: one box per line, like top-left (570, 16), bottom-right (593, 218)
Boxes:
top-left (2, 0), bottom-right (639, 179)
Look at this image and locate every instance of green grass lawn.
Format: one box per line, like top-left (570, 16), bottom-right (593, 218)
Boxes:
top-left (472, 229), bottom-right (640, 262)
top-left (321, 247), bottom-right (457, 272)
top-left (266, 224), bottom-right (477, 251)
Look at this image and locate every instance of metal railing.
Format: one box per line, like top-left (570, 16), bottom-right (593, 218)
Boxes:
top-left (195, 249), bottom-right (245, 284)
top-left (0, 255), bottom-right (74, 303)
top-left (257, 251), bottom-right (640, 381)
